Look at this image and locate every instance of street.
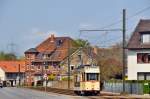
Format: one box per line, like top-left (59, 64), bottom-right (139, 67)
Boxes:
top-left (0, 87), bottom-right (87, 99)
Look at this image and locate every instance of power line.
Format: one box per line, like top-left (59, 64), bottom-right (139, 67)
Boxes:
top-left (98, 35), bottom-right (122, 45)
top-left (127, 6), bottom-right (150, 20)
top-left (80, 29), bottom-right (122, 32)
top-left (78, 5), bottom-right (150, 47)
top-left (7, 42), bottom-right (17, 54)
top-left (100, 5), bottom-right (150, 29)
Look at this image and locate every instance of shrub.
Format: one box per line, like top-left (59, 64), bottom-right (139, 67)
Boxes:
top-left (48, 74), bottom-right (55, 81)
top-left (61, 77), bottom-right (72, 81)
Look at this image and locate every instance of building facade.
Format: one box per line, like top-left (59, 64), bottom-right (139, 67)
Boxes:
top-left (24, 34), bottom-right (74, 86)
top-left (127, 19), bottom-right (150, 80)
top-left (60, 47), bottom-right (98, 75)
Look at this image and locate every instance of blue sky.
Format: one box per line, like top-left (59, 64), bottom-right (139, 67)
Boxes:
top-left (0, 0), bottom-right (150, 56)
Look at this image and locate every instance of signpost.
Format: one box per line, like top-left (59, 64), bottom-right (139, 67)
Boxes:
top-left (43, 74), bottom-right (48, 92)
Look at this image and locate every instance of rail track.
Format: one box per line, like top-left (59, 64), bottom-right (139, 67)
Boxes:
top-left (29, 87), bottom-right (76, 96)
top-left (27, 87), bottom-right (142, 99)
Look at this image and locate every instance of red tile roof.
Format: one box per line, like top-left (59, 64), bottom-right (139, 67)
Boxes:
top-left (0, 61), bottom-right (25, 73)
top-left (25, 34), bottom-right (75, 62)
top-left (127, 19), bottom-right (150, 49)
top-left (36, 35), bottom-right (72, 52)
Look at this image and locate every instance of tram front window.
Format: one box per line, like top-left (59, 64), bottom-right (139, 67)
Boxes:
top-left (86, 73), bottom-right (99, 81)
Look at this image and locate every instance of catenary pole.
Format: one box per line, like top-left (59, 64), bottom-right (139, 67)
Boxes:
top-left (122, 9), bottom-right (126, 93)
top-left (68, 39), bottom-right (71, 89)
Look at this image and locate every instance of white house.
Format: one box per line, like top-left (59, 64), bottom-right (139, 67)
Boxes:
top-left (0, 67), bottom-right (5, 81)
top-left (0, 61), bottom-right (25, 86)
top-left (127, 19), bottom-right (150, 80)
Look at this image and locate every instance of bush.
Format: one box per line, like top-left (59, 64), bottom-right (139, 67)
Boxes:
top-left (61, 77), bottom-right (72, 81)
top-left (106, 80), bottom-right (150, 83)
top-left (48, 74), bottom-right (55, 81)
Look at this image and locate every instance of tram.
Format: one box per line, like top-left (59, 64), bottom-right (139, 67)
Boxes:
top-left (73, 65), bottom-right (100, 95)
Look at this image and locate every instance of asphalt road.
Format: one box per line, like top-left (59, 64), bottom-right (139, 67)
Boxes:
top-left (0, 87), bottom-right (87, 99)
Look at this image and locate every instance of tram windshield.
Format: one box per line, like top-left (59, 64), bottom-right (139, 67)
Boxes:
top-left (86, 73), bottom-right (99, 81)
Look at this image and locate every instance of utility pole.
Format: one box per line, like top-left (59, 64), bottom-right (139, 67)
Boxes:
top-left (122, 9), bottom-right (126, 93)
top-left (67, 39), bottom-right (71, 89)
top-left (42, 61), bottom-right (45, 86)
top-left (18, 64), bottom-right (21, 86)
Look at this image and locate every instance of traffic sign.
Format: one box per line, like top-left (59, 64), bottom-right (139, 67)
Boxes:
top-left (43, 74), bottom-right (48, 80)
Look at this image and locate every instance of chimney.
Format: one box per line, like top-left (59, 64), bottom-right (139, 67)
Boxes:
top-left (93, 46), bottom-right (98, 55)
top-left (50, 34), bottom-right (55, 42)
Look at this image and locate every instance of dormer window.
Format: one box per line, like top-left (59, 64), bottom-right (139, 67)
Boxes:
top-left (56, 39), bottom-right (63, 46)
top-left (142, 33), bottom-right (150, 43)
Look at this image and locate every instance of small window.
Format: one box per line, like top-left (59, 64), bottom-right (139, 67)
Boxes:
top-left (142, 34), bottom-right (150, 43)
top-left (26, 64), bottom-right (29, 70)
top-left (71, 65), bottom-right (74, 70)
top-left (31, 65), bottom-right (34, 70)
top-left (43, 54), bottom-right (47, 59)
top-left (138, 72), bottom-right (150, 80)
top-left (37, 65), bottom-right (41, 70)
top-left (137, 73), bottom-right (144, 80)
top-left (45, 65), bottom-right (49, 69)
top-left (26, 54), bottom-right (30, 59)
top-left (56, 40), bottom-right (63, 46)
top-left (137, 53), bottom-right (150, 63)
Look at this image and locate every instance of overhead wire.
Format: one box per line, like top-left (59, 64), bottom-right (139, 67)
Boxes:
top-left (78, 5), bottom-right (150, 47)
top-left (100, 5), bottom-right (150, 29)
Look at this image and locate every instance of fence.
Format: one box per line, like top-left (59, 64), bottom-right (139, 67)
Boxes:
top-left (103, 81), bottom-right (143, 95)
top-left (43, 81), bottom-right (74, 89)
top-left (39, 80), bottom-right (147, 95)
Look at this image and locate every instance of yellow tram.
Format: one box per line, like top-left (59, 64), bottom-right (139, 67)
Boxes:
top-left (73, 65), bottom-right (100, 95)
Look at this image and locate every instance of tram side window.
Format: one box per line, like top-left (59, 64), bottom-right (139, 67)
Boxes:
top-left (74, 75), bottom-right (80, 87)
top-left (82, 73), bottom-right (85, 81)
top-left (74, 75), bottom-right (77, 82)
top-left (87, 73), bottom-right (99, 81)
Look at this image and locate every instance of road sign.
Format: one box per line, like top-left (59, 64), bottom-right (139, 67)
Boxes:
top-left (43, 74), bottom-right (48, 80)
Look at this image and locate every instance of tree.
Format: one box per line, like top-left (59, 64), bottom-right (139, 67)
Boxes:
top-left (96, 43), bottom-right (123, 81)
top-left (74, 39), bottom-right (90, 48)
top-left (0, 52), bottom-right (17, 60)
top-left (98, 58), bottom-right (122, 81)
top-left (48, 74), bottom-right (55, 81)
top-left (18, 56), bottom-right (25, 61)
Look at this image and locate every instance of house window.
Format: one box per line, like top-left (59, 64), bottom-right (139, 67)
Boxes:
top-left (43, 54), bottom-right (47, 59)
top-left (71, 65), bottom-right (74, 70)
top-left (37, 65), bottom-right (41, 70)
top-left (26, 54), bottom-right (30, 59)
top-left (137, 53), bottom-right (150, 63)
top-left (56, 40), bottom-right (63, 47)
top-left (45, 65), bottom-right (49, 69)
top-left (142, 34), bottom-right (150, 43)
top-left (31, 65), bottom-right (34, 70)
top-left (26, 64), bottom-right (29, 70)
top-left (138, 72), bottom-right (150, 80)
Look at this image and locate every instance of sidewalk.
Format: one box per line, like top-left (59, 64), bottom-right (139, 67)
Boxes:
top-left (101, 91), bottom-right (150, 98)
top-left (129, 94), bottom-right (150, 99)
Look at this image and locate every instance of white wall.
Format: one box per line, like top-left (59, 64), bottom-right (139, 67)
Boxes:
top-left (0, 68), bottom-right (5, 81)
top-left (128, 50), bottom-right (150, 80)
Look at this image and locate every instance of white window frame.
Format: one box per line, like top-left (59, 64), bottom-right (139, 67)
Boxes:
top-left (142, 34), bottom-right (150, 43)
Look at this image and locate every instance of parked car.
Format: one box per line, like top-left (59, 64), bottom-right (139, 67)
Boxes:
top-left (0, 83), bottom-right (3, 88)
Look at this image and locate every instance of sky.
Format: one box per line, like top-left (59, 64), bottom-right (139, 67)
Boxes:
top-left (0, 0), bottom-right (150, 56)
